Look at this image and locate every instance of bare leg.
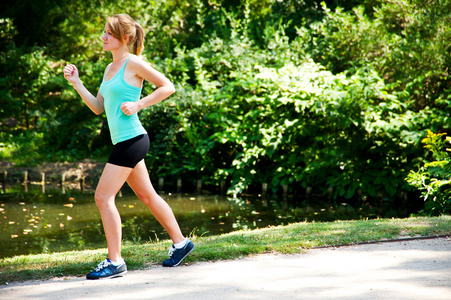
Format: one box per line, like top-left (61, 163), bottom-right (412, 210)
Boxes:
top-left (95, 163), bottom-right (133, 262)
top-left (126, 160), bottom-right (185, 244)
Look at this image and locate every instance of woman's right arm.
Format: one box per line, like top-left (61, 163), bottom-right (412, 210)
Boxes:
top-left (63, 64), bottom-right (104, 115)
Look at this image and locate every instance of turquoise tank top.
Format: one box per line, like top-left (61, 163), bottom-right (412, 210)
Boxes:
top-left (99, 56), bottom-right (147, 145)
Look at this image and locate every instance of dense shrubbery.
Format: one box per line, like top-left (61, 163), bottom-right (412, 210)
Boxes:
top-left (1, 0), bottom-right (451, 213)
top-left (406, 131), bottom-right (451, 215)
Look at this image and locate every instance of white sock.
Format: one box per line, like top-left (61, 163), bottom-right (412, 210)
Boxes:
top-left (174, 238), bottom-right (187, 249)
top-left (110, 258), bottom-right (124, 266)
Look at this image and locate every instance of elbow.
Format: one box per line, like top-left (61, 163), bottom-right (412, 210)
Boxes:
top-left (168, 83), bottom-right (176, 96)
top-left (94, 108), bottom-right (104, 115)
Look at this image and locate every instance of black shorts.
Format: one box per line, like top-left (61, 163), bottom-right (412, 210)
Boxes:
top-left (108, 134), bottom-right (150, 168)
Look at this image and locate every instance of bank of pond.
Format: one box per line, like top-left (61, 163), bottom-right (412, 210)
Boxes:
top-left (0, 179), bottom-right (425, 259)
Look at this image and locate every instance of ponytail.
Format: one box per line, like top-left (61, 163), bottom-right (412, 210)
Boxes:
top-left (133, 22), bottom-right (145, 56)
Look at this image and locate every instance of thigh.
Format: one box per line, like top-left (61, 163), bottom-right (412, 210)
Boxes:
top-left (126, 160), bottom-right (157, 199)
top-left (96, 163), bottom-right (134, 200)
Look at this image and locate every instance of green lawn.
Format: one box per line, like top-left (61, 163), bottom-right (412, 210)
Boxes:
top-left (1, 216), bottom-right (450, 284)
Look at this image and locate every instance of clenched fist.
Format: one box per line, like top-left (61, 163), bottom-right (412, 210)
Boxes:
top-left (120, 101), bottom-right (141, 116)
top-left (63, 64), bottom-right (79, 85)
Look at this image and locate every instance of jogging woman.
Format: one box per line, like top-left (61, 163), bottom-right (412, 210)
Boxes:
top-left (63, 14), bottom-right (194, 279)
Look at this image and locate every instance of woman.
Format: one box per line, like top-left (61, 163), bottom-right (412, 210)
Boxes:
top-left (63, 14), bottom-right (194, 280)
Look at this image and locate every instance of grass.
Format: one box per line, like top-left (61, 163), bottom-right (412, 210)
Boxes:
top-left (1, 215), bottom-right (450, 285)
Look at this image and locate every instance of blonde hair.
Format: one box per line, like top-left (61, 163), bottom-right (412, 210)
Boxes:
top-left (106, 14), bottom-right (145, 56)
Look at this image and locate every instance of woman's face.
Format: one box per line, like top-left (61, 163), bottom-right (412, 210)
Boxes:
top-left (102, 23), bottom-right (122, 52)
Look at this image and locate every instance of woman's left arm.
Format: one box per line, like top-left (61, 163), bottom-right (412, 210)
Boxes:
top-left (120, 56), bottom-right (175, 116)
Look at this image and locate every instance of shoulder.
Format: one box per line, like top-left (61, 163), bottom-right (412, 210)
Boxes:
top-left (127, 54), bottom-right (157, 75)
top-left (128, 55), bottom-right (150, 69)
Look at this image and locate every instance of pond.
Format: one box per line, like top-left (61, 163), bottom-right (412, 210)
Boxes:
top-left (0, 183), bottom-right (415, 259)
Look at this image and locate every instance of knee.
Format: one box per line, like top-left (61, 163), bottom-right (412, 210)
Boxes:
top-left (94, 191), bottom-right (111, 209)
top-left (137, 190), bottom-right (160, 207)
top-left (137, 193), bottom-right (152, 206)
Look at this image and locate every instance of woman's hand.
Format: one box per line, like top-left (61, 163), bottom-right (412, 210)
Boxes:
top-left (63, 63), bottom-right (105, 115)
top-left (63, 64), bottom-right (80, 85)
top-left (120, 101), bottom-right (142, 116)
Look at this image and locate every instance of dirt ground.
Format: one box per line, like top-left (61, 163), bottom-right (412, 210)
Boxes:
top-left (0, 160), bottom-right (104, 189)
top-left (1, 237), bottom-right (450, 300)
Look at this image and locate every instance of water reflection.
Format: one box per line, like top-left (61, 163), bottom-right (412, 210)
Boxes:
top-left (0, 184), bottom-right (410, 259)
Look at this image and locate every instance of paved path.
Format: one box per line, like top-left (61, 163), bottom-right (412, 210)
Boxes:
top-left (1, 238), bottom-right (450, 299)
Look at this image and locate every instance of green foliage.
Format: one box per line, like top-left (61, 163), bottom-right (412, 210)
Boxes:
top-left (406, 131), bottom-right (451, 215)
top-left (205, 54), bottom-right (419, 199)
top-left (2, 0), bottom-right (451, 210)
top-left (309, 0), bottom-right (451, 111)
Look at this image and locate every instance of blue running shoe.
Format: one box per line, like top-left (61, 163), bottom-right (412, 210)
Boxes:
top-left (86, 258), bottom-right (127, 280)
top-left (162, 239), bottom-right (195, 267)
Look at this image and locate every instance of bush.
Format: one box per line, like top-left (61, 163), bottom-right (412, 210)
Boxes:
top-left (406, 131), bottom-right (451, 215)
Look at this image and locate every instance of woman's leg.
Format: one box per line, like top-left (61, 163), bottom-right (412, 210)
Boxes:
top-left (95, 163), bottom-right (133, 262)
top-left (126, 160), bottom-right (185, 244)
